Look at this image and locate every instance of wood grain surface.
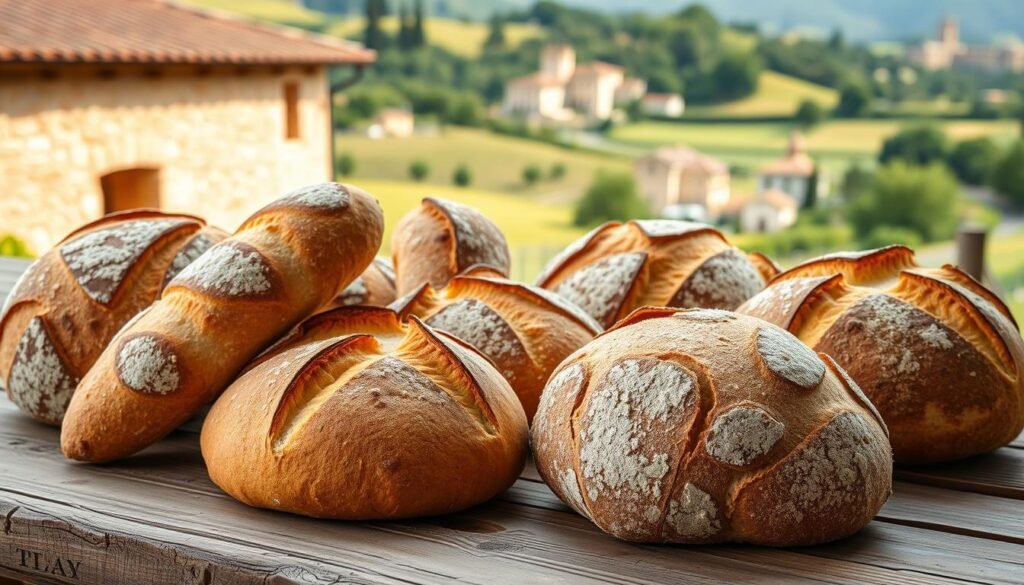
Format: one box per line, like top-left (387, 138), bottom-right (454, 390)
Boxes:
top-left (0, 257), bottom-right (1021, 584)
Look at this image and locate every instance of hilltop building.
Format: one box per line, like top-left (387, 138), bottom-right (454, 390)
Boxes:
top-left (907, 17), bottom-right (1024, 72)
top-left (503, 44), bottom-right (662, 121)
top-left (633, 146), bottom-right (731, 221)
top-left (756, 132), bottom-right (828, 207)
top-left (0, 0), bottom-right (374, 252)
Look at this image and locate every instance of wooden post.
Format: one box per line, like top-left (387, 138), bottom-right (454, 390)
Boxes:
top-left (956, 227), bottom-right (987, 281)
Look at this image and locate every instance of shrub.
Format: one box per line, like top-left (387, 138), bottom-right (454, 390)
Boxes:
top-left (522, 164), bottom-right (542, 185)
top-left (550, 162), bottom-right (567, 180)
top-left (991, 140), bottom-right (1024, 207)
top-left (453, 164), bottom-right (472, 187)
top-left (0, 234), bottom-right (33, 258)
top-left (860, 225), bottom-right (923, 249)
top-left (573, 170), bottom-right (649, 227)
top-left (848, 162), bottom-right (958, 243)
top-left (336, 153), bottom-right (356, 177)
top-left (409, 160), bottom-right (430, 182)
top-left (794, 99), bottom-right (825, 129)
top-left (948, 137), bottom-right (999, 186)
top-left (835, 82), bottom-right (872, 118)
top-left (878, 125), bottom-right (949, 166)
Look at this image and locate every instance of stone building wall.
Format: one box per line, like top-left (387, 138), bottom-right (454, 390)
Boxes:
top-left (0, 67), bottom-right (334, 253)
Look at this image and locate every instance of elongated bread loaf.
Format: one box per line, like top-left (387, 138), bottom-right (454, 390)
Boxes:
top-left (739, 246), bottom-right (1024, 463)
top-left (60, 183), bottom-right (384, 462)
top-left (532, 308), bottom-right (892, 545)
top-left (537, 220), bottom-right (777, 329)
top-left (202, 310), bottom-right (528, 519)
top-left (0, 211), bottom-right (226, 425)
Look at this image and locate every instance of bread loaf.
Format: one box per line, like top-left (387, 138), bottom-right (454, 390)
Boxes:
top-left (537, 220), bottom-right (776, 329)
top-left (60, 183), bottom-right (384, 462)
top-left (392, 198), bottom-right (510, 295)
top-left (384, 275), bottom-right (602, 422)
top-left (532, 307), bottom-right (892, 545)
top-left (738, 246), bottom-right (1024, 463)
top-left (201, 310), bottom-right (528, 519)
top-left (323, 256), bottom-right (396, 309)
top-left (0, 211), bottom-right (226, 425)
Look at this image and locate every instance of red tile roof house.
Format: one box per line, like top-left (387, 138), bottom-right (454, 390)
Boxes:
top-left (0, 0), bottom-right (375, 252)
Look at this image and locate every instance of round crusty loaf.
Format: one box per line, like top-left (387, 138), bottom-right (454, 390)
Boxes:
top-left (536, 220), bottom-right (777, 329)
top-left (392, 197), bottom-right (510, 295)
top-left (323, 256), bottom-right (396, 309)
top-left (738, 246), bottom-right (1024, 464)
top-left (0, 210), bottom-right (226, 425)
top-left (386, 275), bottom-right (601, 422)
top-left (60, 183), bottom-right (384, 463)
top-left (532, 307), bottom-right (892, 546)
top-left (202, 310), bottom-right (528, 519)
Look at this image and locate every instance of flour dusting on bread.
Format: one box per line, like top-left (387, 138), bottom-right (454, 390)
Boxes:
top-left (281, 183), bottom-right (351, 209)
top-left (116, 335), bottom-right (180, 395)
top-left (579, 358), bottom-right (695, 502)
top-left (705, 406), bottom-right (784, 466)
top-left (756, 324), bottom-right (825, 389)
top-left (163, 233), bottom-right (214, 288)
top-left (173, 242), bottom-right (271, 296)
top-left (666, 483), bottom-right (720, 539)
top-left (674, 249), bottom-right (764, 310)
top-left (556, 252), bottom-right (645, 327)
top-left (632, 219), bottom-right (707, 239)
top-left (61, 219), bottom-right (184, 304)
top-left (426, 299), bottom-right (524, 378)
top-left (7, 317), bottom-right (79, 423)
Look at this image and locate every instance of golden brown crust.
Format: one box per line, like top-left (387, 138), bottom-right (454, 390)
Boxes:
top-left (0, 212), bottom-right (225, 425)
top-left (391, 198), bottom-right (510, 295)
top-left (537, 220), bottom-right (767, 329)
top-left (531, 309), bottom-right (891, 545)
top-left (201, 315), bottom-right (528, 519)
top-left (322, 257), bottom-right (397, 310)
top-left (737, 246), bottom-right (1024, 464)
top-left (60, 183), bottom-right (384, 462)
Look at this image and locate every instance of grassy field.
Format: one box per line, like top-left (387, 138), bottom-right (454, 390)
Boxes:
top-left (988, 230), bottom-right (1024, 323)
top-left (326, 17), bottom-right (543, 58)
top-left (337, 127), bottom-right (629, 201)
top-left (687, 71), bottom-right (839, 119)
top-left (183, 0), bottom-right (327, 27)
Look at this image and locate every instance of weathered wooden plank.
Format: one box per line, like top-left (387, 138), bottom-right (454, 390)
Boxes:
top-left (895, 448), bottom-right (1024, 500)
top-left (880, 482), bottom-right (1024, 544)
top-left (0, 404), bottom-right (1012, 585)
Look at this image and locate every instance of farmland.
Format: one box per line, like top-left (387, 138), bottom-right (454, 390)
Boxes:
top-left (686, 71), bottom-right (839, 119)
top-left (337, 127), bottom-right (629, 201)
top-left (326, 17), bottom-right (543, 58)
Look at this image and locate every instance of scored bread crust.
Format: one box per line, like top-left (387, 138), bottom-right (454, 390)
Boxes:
top-left (388, 275), bottom-right (601, 422)
top-left (0, 210), bottom-right (227, 425)
top-left (322, 256), bottom-right (396, 310)
top-left (531, 307), bottom-right (892, 546)
top-left (59, 183), bottom-right (384, 462)
top-left (391, 198), bottom-right (510, 296)
top-left (738, 245), bottom-right (1024, 464)
top-left (536, 220), bottom-right (771, 329)
top-left (201, 314), bottom-right (528, 519)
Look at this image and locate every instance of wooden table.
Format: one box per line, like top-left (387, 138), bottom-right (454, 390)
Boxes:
top-left (0, 256), bottom-right (1021, 585)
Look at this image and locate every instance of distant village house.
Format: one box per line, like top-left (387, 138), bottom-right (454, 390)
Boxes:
top-left (740, 189), bottom-right (798, 233)
top-left (0, 0), bottom-right (374, 252)
top-left (369, 108), bottom-right (415, 138)
top-left (640, 93), bottom-right (686, 118)
top-left (503, 44), bottom-right (669, 121)
top-left (755, 132), bottom-right (827, 208)
top-left (633, 146), bottom-right (731, 221)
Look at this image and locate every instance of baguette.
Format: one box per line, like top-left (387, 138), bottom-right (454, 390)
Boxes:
top-left (60, 183), bottom-right (384, 462)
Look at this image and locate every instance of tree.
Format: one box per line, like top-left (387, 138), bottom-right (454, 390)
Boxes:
top-left (484, 14), bottom-right (506, 51)
top-left (878, 125), bottom-right (948, 166)
top-left (991, 140), bottom-right (1024, 207)
top-left (835, 82), bottom-right (871, 118)
top-left (841, 162), bottom-right (873, 201)
top-left (397, 3), bottom-right (413, 50)
top-left (574, 170), bottom-right (649, 227)
top-left (336, 153), bottom-right (355, 177)
top-left (948, 137), bottom-right (1000, 186)
top-left (522, 164), bottom-right (542, 185)
top-left (364, 0), bottom-right (388, 51)
top-left (803, 165), bottom-right (819, 210)
top-left (412, 0), bottom-right (426, 48)
top-left (550, 162), bottom-right (567, 180)
top-left (794, 99), bottom-right (825, 129)
top-left (409, 160), bottom-right (430, 182)
top-left (453, 164), bottom-right (471, 187)
top-left (711, 51), bottom-right (760, 101)
top-left (848, 162), bottom-right (958, 244)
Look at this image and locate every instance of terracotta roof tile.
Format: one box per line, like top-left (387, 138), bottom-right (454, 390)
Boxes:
top-left (0, 0), bottom-right (375, 66)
